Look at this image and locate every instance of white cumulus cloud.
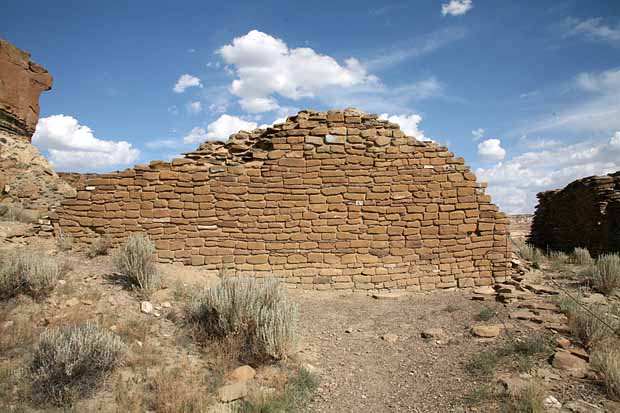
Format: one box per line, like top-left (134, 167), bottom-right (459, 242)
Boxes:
top-left (173, 74), bottom-right (203, 93)
top-left (441, 0), bottom-right (473, 16)
top-left (183, 114), bottom-right (258, 144)
top-left (32, 114), bottom-right (140, 171)
top-left (218, 30), bottom-right (376, 113)
top-left (477, 138), bottom-right (506, 162)
top-left (378, 113), bottom-right (430, 141)
top-left (477, 132), bottom-right (620, 213)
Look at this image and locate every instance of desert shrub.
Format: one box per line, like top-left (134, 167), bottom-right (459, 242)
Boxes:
top-left (0, 203), bottom-right (40, 223)
top-left (592, 340), bottom-right (620, 401)
top-left (56, 231), bottom-right (74, 252)
top-left (571, 247), bottom-right (593, 265)
top-left (566, 304), bottom-right (619, 348)
top-left (0, 248), bottom-right (61, 299)
top-left (113, 234), bottom-right (158, 297)
top-left (186, 277), bottom-right (298, 364)
top-left (592, 253), bottom-right (620, 295)
top-left (467, 350), bottom-right (499, 376)
top-left (516, 242), bottom-right (543, 266)
top-left (239, 368), bottom-right (318, 412)
top-left (503, 381), bottom-right (545, 413)
top-left (476, 307), bottom-right (495, 321)
top-left (28, 324), bottom-right (126, 406)
top-left (87, 236), bottom-right (112, 258)
top-left (548, 251), bottom-right (569, 271)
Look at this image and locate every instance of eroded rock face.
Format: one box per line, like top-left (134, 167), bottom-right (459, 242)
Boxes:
top-left (0, 38), bottom-right (52, 139)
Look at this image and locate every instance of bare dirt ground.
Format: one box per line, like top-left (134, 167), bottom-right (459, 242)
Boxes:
top-left (1, 224), bottom-right (618, 412)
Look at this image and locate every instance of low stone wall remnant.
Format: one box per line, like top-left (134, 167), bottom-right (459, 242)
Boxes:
top-left (529, 171), bottom-right (620, 256)
top-left (53, 108), bottom-right (512, 291)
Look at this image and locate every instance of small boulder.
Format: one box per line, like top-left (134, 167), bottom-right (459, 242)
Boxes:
top-left (473, 286), bottom-right (495, 295)
top-left (421, 328), bottom-right (447, 340)
top-left (381, 333), bottom-right (398, 343)
top-left (543, 395), bottom-right (562, 410)
top-left (552, 351), bottom-right (589, 377)
top-left (218, 382), bottom-right (248, 402)
top-left (140, 301), bottom-right (153, 314)
top-left (471, 325), bottom-right (501, 338)
top-left (228, 365), bottom-right (256, 383)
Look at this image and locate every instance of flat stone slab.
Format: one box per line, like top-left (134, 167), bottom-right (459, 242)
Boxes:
top-left (371, 292), bottom-right (408, 300)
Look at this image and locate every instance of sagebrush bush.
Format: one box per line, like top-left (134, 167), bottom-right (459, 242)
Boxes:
top-left (0, 203), bottom-right (40, 223)
top-left (592, 253), bottom-right (620, 294)
top-left (0, 248), bottom-right (61, 299)
top-left (566, 304), bottom-right (619, 348)
top-left (571, 247), bottom-right (593, 265)
top-left (113, 234), bottom-right (158, 296)
top-left (29, 324), bottom-right (125, 406)
top-left (516, 242), bottom-right (543, 266)
top-left (56, 231), bottom-right (74, 252)
top-left (186, 277), bottom-right (298, 363)
top-left (592, 340), bottom-right (620, 401)
top-left (87, 236), bottom-right (112, 258)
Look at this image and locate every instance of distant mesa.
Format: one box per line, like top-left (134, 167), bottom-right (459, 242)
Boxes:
top-left (0, 38), bottom-right (53, 139)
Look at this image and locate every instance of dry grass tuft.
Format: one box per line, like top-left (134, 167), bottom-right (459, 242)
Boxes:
top-left (592, 339), bottom-right (620, 401)
top-left (504, 381), bottom-right (546, 413)
top-left (186, 277), bottom-right (298, 365)
top-left (0, 248), bottom-right (62, 300)
top-left (566, 303), bottom-right (619, 349)
top-left (28, 323), bottom-right (126, 406)
top-left (0, 203), bottom-right (40, 223)
top-left (516, 242), bottom-right (543, 265)
top-left (592, 253), bottom-right (620, 295)
top-left (113, 234), bottom-right (159, 297)
top-left (571, 247), bottom-right (593, 265)
top-left (86, 236), bottom-right (113, 258)
top-left (56, 231), bottom-right (74, 252)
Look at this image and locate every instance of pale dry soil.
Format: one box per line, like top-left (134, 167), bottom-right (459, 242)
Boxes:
top-left (294, 290), bottom-right (503, 413)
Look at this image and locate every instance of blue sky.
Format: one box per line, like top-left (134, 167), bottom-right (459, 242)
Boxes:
top-left (2, 0), bottom-right (620, 213)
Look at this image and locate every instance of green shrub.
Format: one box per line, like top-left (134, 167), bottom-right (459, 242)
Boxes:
top-left (592, 340), bottom-right (620, 401)
top-left (56, 231), bottom-right (74, 252)
top-left (113, 234), bottom-right (158, 297)
top-left (186, 277), bottom-right (298, 364)
top-left (0, 248), bottom-right (61, 299)
top-left (239, 368), bottom-right (317, 412)
top-left (476, 307), bottom-right (495, 321)
top-left (87, 236), bottom-right (112, 258)
top-left (29, 324), bottom-right (126, 406)
top-left (592, 254), bottom-right (620, 295)
top-left (571, 247), bottom-right (593, 265)
top-left (467, 350), bottom-right (499, 376)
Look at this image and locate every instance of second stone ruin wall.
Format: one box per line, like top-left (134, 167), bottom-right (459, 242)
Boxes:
top-left (53, 109), bottom-right (512, 292)
top-left (529, 172), bottom-right (620, 256)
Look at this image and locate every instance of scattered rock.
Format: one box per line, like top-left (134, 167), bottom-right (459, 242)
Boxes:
top-left (218, 382), bottom-right (248, 402)
top-left (543, 395), bottom-right (562, 410)
top-left (421, 328), bottom-right (447, 340)
top-left (473, 286), bottom-right (495, 295)
top-left (371, 292), bottom-right (408, 300)
top-left (1, 320), bottom-right (14, 330)
top-left (381, 333), bottom-right (398, 343)
top-left (65, 297), bottom-right (80, 307)
top-left (228, 365), bottom-right (256, 383)
top-left (551, 351), bottom-right (589, 377)
top-left (562, 400), bottom-right (604, 412)
top-left (496, 374), bottom-right (529, 396)
top-left (471, 325), bottom-right (501, 338)
top-left (140, 301), bottom-right (154, 314)
top-left (161, 301), bottom-right (172, 308)
top-left (555, 336), bottom-right (571, 349)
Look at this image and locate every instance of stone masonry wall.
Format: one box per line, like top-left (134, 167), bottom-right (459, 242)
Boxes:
top-left (529, 171), bottom-right (620, 256)
top-left (53, 109), bottom-right (512, 292)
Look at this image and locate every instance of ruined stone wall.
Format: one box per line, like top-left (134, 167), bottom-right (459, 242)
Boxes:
top-left (53, 109), bottom-right (511, 291)
top-left (529, 172), bottom-right (620, 255)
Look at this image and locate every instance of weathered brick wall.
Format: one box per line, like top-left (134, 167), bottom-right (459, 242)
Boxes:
top-left (53, 109), bottom-right (512, 291)
top-left (529, 172), bottom-right (620, 256)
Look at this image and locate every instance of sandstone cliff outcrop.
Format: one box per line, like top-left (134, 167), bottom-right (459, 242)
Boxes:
top-left (529, 172), bottom-right (620, 255)
top-left (0, 39), bottom-right (74, 212)
top-left (0, 39), bottom-right (52, 139)
top-left (54, 108), bottom-right (512, 291)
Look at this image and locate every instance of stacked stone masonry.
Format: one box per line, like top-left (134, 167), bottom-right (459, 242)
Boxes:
top-left (529, 171), bottom-right (620, 256)
top-left (53, 109), bottom-right (512, 292)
